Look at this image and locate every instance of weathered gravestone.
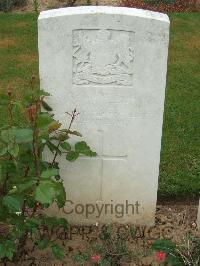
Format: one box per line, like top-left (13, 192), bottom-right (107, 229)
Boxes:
top-left (38, 6), bottom-right (170, 225)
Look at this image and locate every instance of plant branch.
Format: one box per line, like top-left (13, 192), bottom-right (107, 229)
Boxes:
top-left (30, 99), bottom-right (42, 218)
top-left (32, 100), bottom-right (41, 179)
top-left (2, 173), bottom-right (9, 196)
top-left (51, 109), bottom-right (79, 166)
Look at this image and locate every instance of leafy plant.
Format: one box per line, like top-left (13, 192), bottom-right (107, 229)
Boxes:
top-left (0, 0), bottom-right (13, 11)
top-left (0, 0), bottom-right (27, 12)
top-left (0, 79), bottom-right (96, 263)
top-left (73, 225), bottom-right (135, 265)
top-left (33, 0), bottom-right (39, 14)
top-left (152, 235), bottom-right (200, 265)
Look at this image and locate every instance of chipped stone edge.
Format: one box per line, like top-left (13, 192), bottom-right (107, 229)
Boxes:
top-left (38, 6), bottom-right (170, 24)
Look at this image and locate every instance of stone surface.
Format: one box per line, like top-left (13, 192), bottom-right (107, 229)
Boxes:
top-left (38, 6), bottom-right (170, 225)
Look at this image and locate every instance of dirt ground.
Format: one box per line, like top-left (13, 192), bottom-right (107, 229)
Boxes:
top-left (1, 203), bottom-right (199, 266)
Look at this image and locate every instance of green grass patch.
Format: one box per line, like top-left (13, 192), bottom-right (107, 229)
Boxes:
top-left (159, 13), bottom-right (200, 198)
top-left (0, 13), bottom-right (38, 88)
top-left (0, 12), bottom-right (199, 198)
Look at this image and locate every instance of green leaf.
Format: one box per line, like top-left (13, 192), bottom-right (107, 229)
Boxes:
top-left (0, 206), bottom-right (8, 221)
top-left (152, 239), bottom-right (176, 253)
top-left (26, 196), bottom-right (36, 208)
top-left (10, 215), bottom-right (26, 238)
top-left (17, 180), bottom-right (36, 193)
top-left (66, 151), bottom-right (79, 162)
top-left (0, 146), bottom-right (7, 156)
top-left (0, 94), bottom-right (9, 106)
top-left (41, 168), bottom-right (59, 179)
top-left (51, 244), bottom-right (64, 260)
top-left (37, 113), bottom-right (54, 129)
top-left (57, 218), bottom-right (69, 229)
top-left (60, 142), bottom-right (71, 151)
top-left (37, 239), bottom-right (50, 250)
top-left (12, 101), bottom-right (23, 113)
top-left (41, 215), bottom-right (60, 230)
top-left (0, 165), bottom-right (6, 185)
top-left (68, 130), bottom-right (82, 137)
top-left (55, 182), bottom-right (66, 208)
top-left (39, 89), bottom-right (51, 96)
top-left (47, 141), bottom-right (61, 155)
top-left (26, 217), bottom-right (41, 227)
top-left (0, 125), bottom-right (9, 130)
top-left (100, 258), bottom-right (112, 265)
top-left (58, 133), bottom-right (69, 141)
top-left (35, 180), bottom-right (55, 204)
top-left (1, 128), bottom-right (33, 144)
top-left (75, 141), bottom-right (97, 157)
top-left (26, 218), bottom-right (40, 235)
top-left (1, 129), bottom-right (15, 143)
top-left (42, 101), bottom-right (53, 111)
top-left (7, 143), bottom-right (19, 157)
top-left (3, 195), bottom-right (23, 212)
top-left (35, 179), bottom-right (64, 205)
top-left (2, 160), bottom-right (16, 173)
top-left (14, 128), bottom-right (33, 144)
top-left (167, 254), bottom-right (183, 266)
top-left (41, 138), bottom-right (47, 144)
top-left (60, 129), bottom-right (82, 137)
top-left (0, 243), bottom-right (6, 259)
top-left (0, 240), bottom-right (16, 260)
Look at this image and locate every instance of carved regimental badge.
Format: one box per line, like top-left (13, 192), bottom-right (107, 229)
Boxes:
top-left (73, 29), bottom-right (134, 86)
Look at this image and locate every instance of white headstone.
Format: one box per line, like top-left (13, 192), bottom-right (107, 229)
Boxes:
top-left (38, 6), bottom-right (170, 225)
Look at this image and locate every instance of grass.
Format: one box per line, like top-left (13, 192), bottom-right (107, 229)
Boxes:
top-left (0, 12), bottom-right (199, 199)
top-left (0, 13), bottom-right (38, 89)
top-left (159, 13), bottom-right (200, 198)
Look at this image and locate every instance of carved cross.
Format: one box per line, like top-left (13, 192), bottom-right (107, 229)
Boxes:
top-left (80, 130), bottom-right (127, 200)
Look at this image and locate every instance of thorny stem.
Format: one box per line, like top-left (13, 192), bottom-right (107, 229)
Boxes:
top-left (21, 166), bottom-right (30, 216)
top-left (15, 100), bottom-right (41, 261)
top-left (30, 76), bottom-right (36, 102)
top-left (0, 89), bottom-right (13, 194)
top-left (0, 150), bottom-right (12, 195)
top-left (24, 165), bottom-right (30, 178)
top-left (21, 200), bottom-right (26, 216)
top-left (51, 109), bottom-right (79, 166)
top-left (32, 128), bottom-right (40, 178)
top-left (1, 173), bottom-right (9, 196)
top-left (32, 102), bottom-right (40, 179)
top-left (30, 99), bottom-right (42, 219)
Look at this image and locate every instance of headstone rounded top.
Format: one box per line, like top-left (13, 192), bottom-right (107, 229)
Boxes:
top-left (38, 6), bottom-right (169, 24)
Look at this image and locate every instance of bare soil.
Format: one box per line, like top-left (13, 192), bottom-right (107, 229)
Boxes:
top-left (1, 204), bottom-right (199, 266)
